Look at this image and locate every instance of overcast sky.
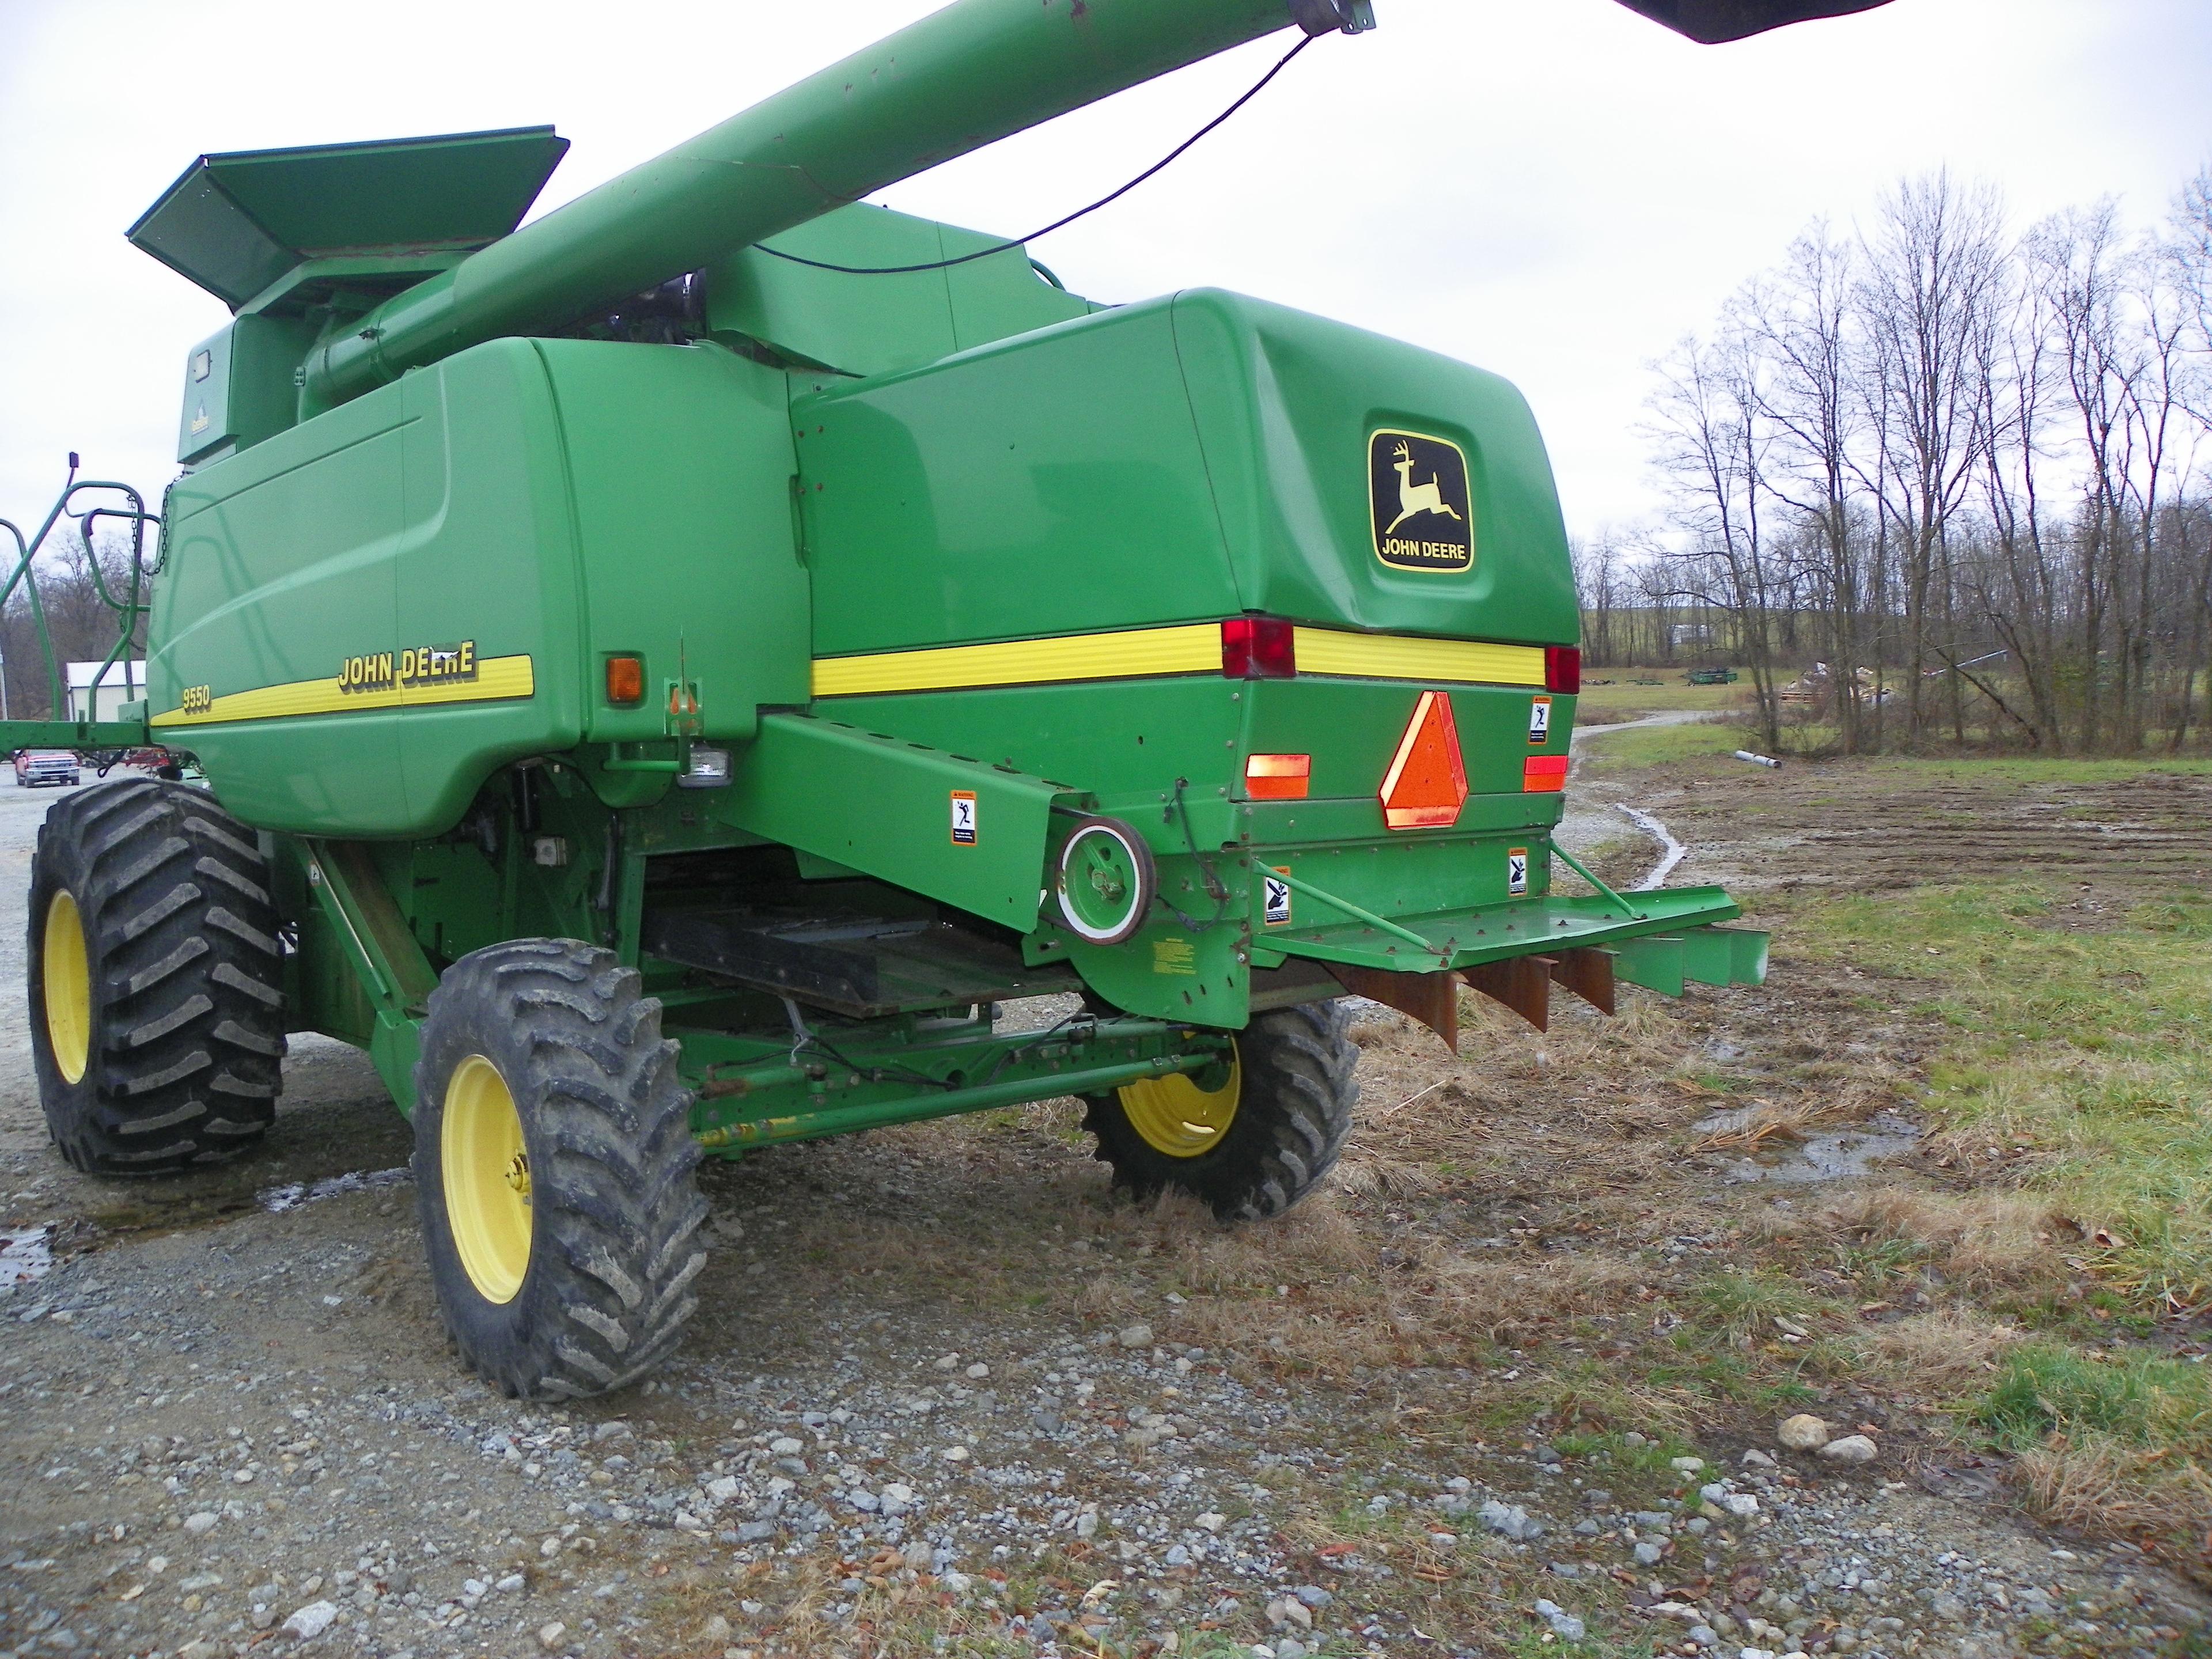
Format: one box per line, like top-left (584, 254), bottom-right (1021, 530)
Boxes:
top-left (3, 0), bottom-right (2208, 548)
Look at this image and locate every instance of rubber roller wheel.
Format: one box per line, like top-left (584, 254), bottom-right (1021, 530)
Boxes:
top-left (411, 939), bottom-right (708, 1400)
top-left (27, 778), bottom-right (286, 1173)
top-left (1082, 999), bottom-right (1359, 1221)
top-left (1055, 815), bottom-right (1157, 946)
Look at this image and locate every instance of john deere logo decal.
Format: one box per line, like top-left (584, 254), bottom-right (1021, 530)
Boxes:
top-left (1369, 430), bottom-right (1473, 573)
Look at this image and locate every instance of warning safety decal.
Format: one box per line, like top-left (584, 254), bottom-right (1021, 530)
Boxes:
top-left (1528, 695), bottom-right (1552, 744)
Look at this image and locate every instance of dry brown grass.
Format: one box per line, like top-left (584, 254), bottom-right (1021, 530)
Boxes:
top-left (1858, 1306), bottom-right (2025, 1395)
top-left (1814, 1184), bottom-right (2066, 1294)
top-left (2016, 1438), bottom-right (2212, 1566)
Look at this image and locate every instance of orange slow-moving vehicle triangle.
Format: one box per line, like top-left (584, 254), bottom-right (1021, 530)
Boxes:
top-left (1380, 690), bottom-right (1468, 830)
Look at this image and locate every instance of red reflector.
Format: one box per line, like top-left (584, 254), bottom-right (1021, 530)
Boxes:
top-left (1221, 616), bottom-right (1296, 679)
top-left (1544, 645), bottom-right (1581, 695)
top-left (605, 654), bottom-right (645, 705)
top-left (1523, 754), bottom-right (1570, 793)
top-left (1380, 690), bottom-right (1468, 830)
top-left (1244, 753), bottom-right (1310, 800)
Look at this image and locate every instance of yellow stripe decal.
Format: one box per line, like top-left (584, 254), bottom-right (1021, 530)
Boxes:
top-left (810, 627), bottom-right (1545, 697)
top-left (1291, 627), bottom-right (1546, 687)
top-left (811, 625), bottom-right (1221, 698)
top-left (149, 654), bottom-right (536, 729)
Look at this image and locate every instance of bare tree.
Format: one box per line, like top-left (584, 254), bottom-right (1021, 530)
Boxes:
top-left (1744, 224), bottom-right (1877, 749)
top-left (1856, 172), bottom-right (2008, 744)
top-left (1646, 318), bottom-right (1787, 751)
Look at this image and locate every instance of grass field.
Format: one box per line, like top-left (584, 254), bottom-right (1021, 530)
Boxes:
top-left (1578, 722), bottom-right (1738, 771)
top-left (1575, 676), bottom-right (1752, 718)
top-left (1774, 873), bottom-right (2212, 1543)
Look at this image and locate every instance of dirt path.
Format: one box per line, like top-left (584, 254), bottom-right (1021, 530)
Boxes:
top-left (2, 768), bottom-right (2206, 1659)
top-left (1560, 710), bottom-right (1714, 889)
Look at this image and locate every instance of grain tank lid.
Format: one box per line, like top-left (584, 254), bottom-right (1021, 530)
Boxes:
top-left (126, 126), bottom-right (570, 310)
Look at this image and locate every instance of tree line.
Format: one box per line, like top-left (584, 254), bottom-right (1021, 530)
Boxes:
top-left (1582, 165), bottom-right (2212, 757)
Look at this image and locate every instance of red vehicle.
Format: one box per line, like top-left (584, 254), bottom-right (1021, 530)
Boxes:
top-left (12, 749), bottom-right (81, 787)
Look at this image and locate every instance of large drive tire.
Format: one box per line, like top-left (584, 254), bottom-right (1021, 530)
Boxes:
top-left (411, 940), bottom-right (709, 1400)
top-left (1083, 999), bottom-right (1358, 1221)
top-left (28, 777), bottom-right (286, 1173)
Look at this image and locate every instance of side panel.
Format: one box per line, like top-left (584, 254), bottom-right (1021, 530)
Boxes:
top-left (797, 299), bottom-right (1240, 657)
top-left (150, 387), bottom-right (410, 828)
top-left (532, 340), bottom-right (809, 752)
top-left (149, 338), bottom-right (803, 838)
top-left (395, 341), bottom-right (586, 831)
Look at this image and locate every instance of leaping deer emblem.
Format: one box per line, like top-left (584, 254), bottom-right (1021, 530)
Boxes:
top-left (1384, 441), bottom-right (1464, 537)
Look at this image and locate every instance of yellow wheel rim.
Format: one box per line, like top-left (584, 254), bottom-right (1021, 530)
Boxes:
top-left (1118, 1049), bottom-right (1241, 1158)
top-left (43, 890), bottom-right (91, 1085)
top-left (442, 1054), bottom-right (533, 1304)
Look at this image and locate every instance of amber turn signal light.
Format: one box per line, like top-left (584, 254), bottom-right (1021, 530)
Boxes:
top-left (1245, 753), bottom-right (1310, 800)
top-left (1523, 754), bottom-right (1570, 793)
top-left (605, 654), bottom-right (645, 706)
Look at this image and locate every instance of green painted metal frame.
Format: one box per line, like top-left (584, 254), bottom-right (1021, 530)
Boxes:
top-left (294, 839), bottom-right (440, 1114)
top-left (675, 1012), bottom-right (1228, 1153)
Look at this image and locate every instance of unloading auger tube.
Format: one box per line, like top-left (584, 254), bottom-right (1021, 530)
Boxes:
top-left (300, 0), bottom-right (1369, 410)
top-left (298, 0), bottom-right (1892, 411)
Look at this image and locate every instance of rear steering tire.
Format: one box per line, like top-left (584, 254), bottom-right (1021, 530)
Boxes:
top-left (28, 778), bottom-right (286, 1173)
top-left (411, 940), bottom-right (709, 1400)
top-left (1083, 999), bottom-right (1359, 1221)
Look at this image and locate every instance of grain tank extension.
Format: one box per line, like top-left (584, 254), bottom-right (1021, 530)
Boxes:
top-left (14, 0), bottom-right (1884, 1399)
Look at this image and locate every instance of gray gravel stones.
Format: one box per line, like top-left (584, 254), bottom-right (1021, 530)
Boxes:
top-left (1778, 1412), bottom-right (1832, 1450)
top-left (278, 1597), bottom-right (336, 1639)
top-left (1478, 1498), bottom-right (1543, 1540)
top-left (1533, 1596), bottom-right (1586, 1640)
top-left (1819, 1433), bottom-right (1881, 1465)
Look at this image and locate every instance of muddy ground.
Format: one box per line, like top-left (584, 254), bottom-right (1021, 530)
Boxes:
top-left (2, 741), bottom-right (2207, 1659)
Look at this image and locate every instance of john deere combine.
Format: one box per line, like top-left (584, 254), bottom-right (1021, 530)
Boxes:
top-left (11, 0), bottom-right (1885, 1399)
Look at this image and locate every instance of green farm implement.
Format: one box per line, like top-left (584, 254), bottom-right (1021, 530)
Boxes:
top-left (10, 0), bottom-right (1881, 1399)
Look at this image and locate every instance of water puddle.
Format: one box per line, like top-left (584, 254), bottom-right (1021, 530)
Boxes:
top-left (259, 1167), bottom-right (412, 1214)
top-left (1, 1225), bottom-right (53, 1290)
top-left (1697, 1109), bottom-right (1922, 1184)
top-left (1615, 803), bottom-right (1689, 891)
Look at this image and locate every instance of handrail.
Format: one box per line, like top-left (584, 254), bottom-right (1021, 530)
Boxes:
top-left (0, 459), bottom-right (160, 728)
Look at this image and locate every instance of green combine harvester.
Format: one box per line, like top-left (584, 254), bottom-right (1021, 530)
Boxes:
top-left (9, 0), bottom-right (1885, 1399)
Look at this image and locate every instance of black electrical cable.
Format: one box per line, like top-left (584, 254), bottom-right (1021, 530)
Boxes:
top-left (754, 33), bottom-right (1317, 278)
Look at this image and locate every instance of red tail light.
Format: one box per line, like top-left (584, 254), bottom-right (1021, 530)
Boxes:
top-left (1221, 616), bottom-right (1296, 680)
top-left (1544, 645), bottom-right (1581, 695)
